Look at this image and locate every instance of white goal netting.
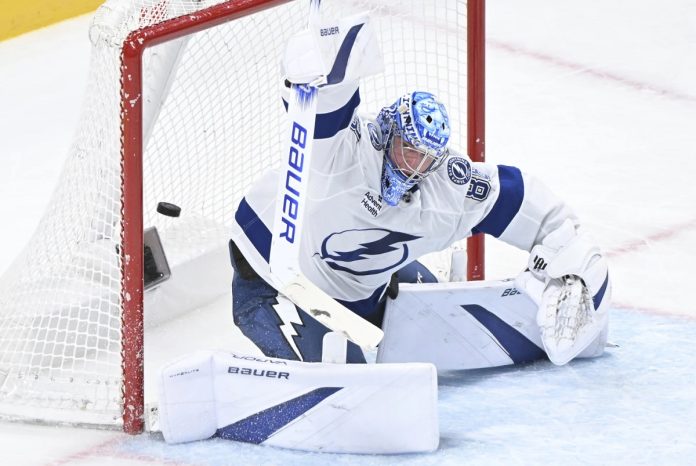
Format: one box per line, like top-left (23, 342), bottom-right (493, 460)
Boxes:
top-left (0, 0), bottom-right (468, 428)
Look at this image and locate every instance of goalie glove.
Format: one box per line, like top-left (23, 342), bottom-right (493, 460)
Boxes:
top-left (518, 219), bottom-right (611, 365)
top-left (537, 274), bottom-right (609, 365)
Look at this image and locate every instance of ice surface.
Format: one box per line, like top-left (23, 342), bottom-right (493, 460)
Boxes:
top-left (1, 1), bottom-right (695, 464)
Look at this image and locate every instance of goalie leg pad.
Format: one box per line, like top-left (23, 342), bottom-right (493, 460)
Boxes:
top-left (377, 280), bottom-right (548, 370)
top-left (378, 279), bottom-right (609, 370)
top-left (158, 351), bottom-right (439, 453)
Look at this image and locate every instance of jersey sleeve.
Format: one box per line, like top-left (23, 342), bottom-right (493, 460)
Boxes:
top-left (467, 163), bottom-right (577, 252)
top-left (280, 79), bottom-right (361, 169)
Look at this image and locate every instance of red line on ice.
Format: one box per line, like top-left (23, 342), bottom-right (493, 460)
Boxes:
top-left (365, 3), bottom-right (696, 104)
top-left (605, 218), bottom-right (696, 258)
top-left (488, 39), bottom-right (696, 104)
top-left (612, 301), bottom-right (696, 321)
top-left (602, 219), bottom-right (696, 316)
top-left (45, 434), bottom-right (195, 466)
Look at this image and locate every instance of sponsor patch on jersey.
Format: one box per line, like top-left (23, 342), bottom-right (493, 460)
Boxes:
top-left (360, 191), bottom-right (383, 217)
top-left (447, 157), bottom-right (472, 185)
top-left (350, 116), bottom-right (361, 142)
top-left (367, 122), bottom-right (383, 151)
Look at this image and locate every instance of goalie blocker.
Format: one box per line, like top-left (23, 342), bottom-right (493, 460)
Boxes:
top-left (158, 351), bottom-right (438, 453)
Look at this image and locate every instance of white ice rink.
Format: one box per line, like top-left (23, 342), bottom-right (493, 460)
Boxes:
top-left (1, 1), bottom-right (696, 464)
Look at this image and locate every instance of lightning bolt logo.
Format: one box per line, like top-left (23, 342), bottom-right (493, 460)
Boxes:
top-left (317, 228), bottom-right (421, 276)
top-left (447, 157), bottom-right (471, 185)
top-left (272, 297), bottom-right (304, 360)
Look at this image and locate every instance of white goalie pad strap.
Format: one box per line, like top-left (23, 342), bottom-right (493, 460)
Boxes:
top-left (158, 351), bottom-right (438, 453)
top-left (377, 280), bottom-right (548, 370)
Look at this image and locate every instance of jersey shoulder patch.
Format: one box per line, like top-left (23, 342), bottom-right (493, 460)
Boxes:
top-left (350, 116), bottom-right (362, 142)
top-left (446, 157), bottom-right (472, 185)
top-left (367, 122), bottom-right (383, 151)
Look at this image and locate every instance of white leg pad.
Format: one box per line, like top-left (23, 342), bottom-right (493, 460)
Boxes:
top-left (158, 351), bottom-right (438, 453)
top-left (157, 351), bottom-right (218, 444)
top-left (378, 279), bottom-right (608, 370)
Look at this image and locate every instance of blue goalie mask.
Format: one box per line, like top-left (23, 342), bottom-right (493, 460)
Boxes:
top-left (376, 91), bottom-right (451, 206)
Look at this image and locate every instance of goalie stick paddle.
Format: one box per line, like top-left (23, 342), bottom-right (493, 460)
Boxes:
top-left (268, 1), bottom-right (384, 350)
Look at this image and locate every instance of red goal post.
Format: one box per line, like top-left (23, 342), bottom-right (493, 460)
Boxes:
top-left (467, 0), bottom-right (485, 281)
top-left (120, 0), bottom-right (299, 436)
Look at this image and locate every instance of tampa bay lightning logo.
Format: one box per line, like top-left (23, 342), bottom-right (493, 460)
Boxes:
top-left (316, 228), bottom-right (421, 276)
top-left (447, 157), bottom-right (472, 185)
top-left (367, 122), bottom-right (383, 151)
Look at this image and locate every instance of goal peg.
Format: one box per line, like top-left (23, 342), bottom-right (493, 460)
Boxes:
top-left (157, 202), bottom-right (181, 217)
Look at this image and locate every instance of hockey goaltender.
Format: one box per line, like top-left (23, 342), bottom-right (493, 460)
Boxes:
top-left (156, 8), bottom-right (610, 454)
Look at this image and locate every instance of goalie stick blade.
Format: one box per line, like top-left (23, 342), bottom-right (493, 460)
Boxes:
top-left (279, 274), bottom-right (384, 350)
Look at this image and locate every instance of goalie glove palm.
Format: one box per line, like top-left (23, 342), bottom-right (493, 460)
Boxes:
top-left (538, 275), bottom-right (609, 365)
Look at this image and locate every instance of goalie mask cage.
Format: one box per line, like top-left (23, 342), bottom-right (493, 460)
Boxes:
top-left (0, 0), bottom-right (485, 433)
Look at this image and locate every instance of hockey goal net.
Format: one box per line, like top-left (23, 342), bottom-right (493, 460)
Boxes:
top-left (0, 0), bottom-right (484, 433)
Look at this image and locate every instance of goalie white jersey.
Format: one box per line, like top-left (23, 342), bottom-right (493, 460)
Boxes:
top-left (230, 79), bottom-right (577, 317)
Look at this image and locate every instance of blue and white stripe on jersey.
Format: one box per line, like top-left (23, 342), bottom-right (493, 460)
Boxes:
top-left (472, 165), bottom-right (524, 237)
top-left (282, 89), bottom-right (361, 140)
top-left (482, 167), bottom-right (578, 252)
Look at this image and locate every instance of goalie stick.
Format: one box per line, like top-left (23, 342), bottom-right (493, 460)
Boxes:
top-left (268, 0), bottom-right (384, 350)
